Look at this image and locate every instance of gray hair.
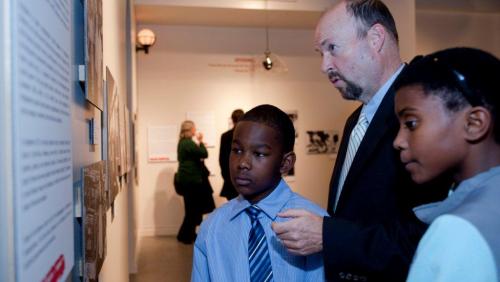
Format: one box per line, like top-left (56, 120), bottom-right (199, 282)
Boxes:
top-left (345, 0), bottom-right (399, 43)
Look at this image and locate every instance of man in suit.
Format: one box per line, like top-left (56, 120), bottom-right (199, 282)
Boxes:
top-left (272, 1), bottom-right (449, 281)
top-left (219, 109), bottom-right (244, 200)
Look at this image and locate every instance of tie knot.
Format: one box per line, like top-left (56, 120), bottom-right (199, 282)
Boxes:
top-left (245, 205), bottom-right (261, 220)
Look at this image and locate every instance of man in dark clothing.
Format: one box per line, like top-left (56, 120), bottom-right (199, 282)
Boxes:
top-left (272, 1), bottom-right (449, 281)
top-left (219, 109), bottom-right (244, 200)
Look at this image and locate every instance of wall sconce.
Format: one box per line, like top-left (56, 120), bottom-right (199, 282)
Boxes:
top-left (136, 28), bottom-right (156, 54)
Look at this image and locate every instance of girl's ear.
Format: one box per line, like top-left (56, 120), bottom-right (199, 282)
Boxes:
top-left (464, 106), bottom-right (492, 143)
top-left (280, 152), bottom-right (296, 175)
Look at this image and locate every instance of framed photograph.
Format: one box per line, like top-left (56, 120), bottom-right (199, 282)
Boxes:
top-left (84, 0), bottom-right (103, 110)
top-left (105, 67), bottom-right (120, 205)
top-left (82, 161), bottom-right (107, 282)
top-left (305, 130), bottom-right (340, 155)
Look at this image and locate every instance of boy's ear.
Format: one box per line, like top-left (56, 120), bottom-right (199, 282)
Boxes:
top-left (280, 152), bottom-right (296, 175)
top-left (464, 106), bottom-right (492, 143)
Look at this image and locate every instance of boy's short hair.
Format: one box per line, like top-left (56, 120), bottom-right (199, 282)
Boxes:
top-left (395, 47), bottom-right (500, 142)
top-left (240, 104), bottom-right (295, 153)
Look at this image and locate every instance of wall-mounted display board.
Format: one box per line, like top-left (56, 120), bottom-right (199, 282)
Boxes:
top-left (147, 126), bottom-right (178, 162)
top-left (186, 111), bottom-right (216, 147)
top-left (10, 0), bottom-right (74, 281)
top-left (82, 161), bottom-right (107, 282)
top-left (105, 67), bottom-right (121, 205)
top-left (84, 0), bottom-right (103, 110)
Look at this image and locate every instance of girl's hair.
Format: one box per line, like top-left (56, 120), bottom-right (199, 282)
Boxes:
top-left (395, 47), bottom-right (500, 142)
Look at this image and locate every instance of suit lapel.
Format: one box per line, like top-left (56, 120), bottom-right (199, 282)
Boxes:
top-left (328, 107), bottom-right (361, 213)
top-left (333, 69), bottom-right (404, 212)
top-left (345, 90), bottom-right (396, 184)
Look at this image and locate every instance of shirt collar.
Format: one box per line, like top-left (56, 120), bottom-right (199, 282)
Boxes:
top-left (229, 179), bottom-right (292, 221)
top-left (361, 64), bottom-right (404, 123)
top-left (414, 166), bottom-right (500, 224)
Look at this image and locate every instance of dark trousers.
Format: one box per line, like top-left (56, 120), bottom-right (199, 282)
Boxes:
top-left (177, 191), bottom-right (203, 243)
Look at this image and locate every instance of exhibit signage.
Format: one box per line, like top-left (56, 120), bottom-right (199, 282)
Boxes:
top-left (12, 0), bottom-right (74, 281)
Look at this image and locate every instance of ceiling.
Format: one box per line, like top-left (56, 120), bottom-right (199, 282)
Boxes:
top-left (136, 5), bottom-right (321, 28)
top-left (135, 0), bottom-right (500, 28)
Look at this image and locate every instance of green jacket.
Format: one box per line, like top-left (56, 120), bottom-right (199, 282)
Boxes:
top-left (176, 138), bottom-right (208, 187)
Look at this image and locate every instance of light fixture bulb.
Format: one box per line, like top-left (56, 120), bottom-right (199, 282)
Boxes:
top-left (137, 28), bottom-right (156, 46)
top-left (263, 52), bottom-right (273, 70)
top-left (136, 28), bottom-right (156, 54)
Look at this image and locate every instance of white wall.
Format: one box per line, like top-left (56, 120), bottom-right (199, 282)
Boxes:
top-left (416, 10), bottom-right (500, 57)
top-left (99, 0), bottom-right (132, 281)
top-left (387, 0), bottom-right (416, 62)
top-left (70, 0), bottom-right (134, 281)
top-left (135, 25), bottom-right (351, 236)
top-left (135, 0), bottom-right (416, 238)
top-left (126, 0), bottom-right (140, 274)
top-left (73, 0), bottom-right (133, 282)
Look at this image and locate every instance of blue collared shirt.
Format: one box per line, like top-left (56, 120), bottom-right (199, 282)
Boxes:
top-left (361, 64), bottom-right (404, 124)
top-left (191, 179), bottom-right (328, 282)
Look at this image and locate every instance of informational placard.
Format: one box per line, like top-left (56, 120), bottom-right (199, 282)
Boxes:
top-left (186, 111), bottom-right (216, 147)
top-left (12, 1), bottom-right (74, 281)
top-left (148, 126), bottom-right (178, 162)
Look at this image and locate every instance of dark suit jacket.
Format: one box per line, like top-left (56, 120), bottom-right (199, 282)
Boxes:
top-left (323, 76), bottom-right (450, 282)
top-left (219, 129), bottom-right (238, 200)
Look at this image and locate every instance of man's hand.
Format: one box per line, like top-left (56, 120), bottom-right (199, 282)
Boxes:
top-left (271, 209), bottom-right (324, 256)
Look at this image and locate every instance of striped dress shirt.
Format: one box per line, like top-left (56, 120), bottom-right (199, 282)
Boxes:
top-left (192, 179), bottom-right (328, 282)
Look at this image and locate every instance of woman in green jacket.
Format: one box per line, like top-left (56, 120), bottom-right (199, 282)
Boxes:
top-left (175, 120), bottom-right (214, 244)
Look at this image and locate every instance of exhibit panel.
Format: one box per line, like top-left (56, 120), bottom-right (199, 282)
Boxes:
top-left (1, 0), bottom-right (136, 281)
top-left (11, 0), bottom-right (74, 281)
top-left (0, 1), bottom-right (15, 281)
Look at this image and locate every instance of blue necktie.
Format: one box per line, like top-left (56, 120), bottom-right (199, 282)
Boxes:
top-left (246, 205), bottom-right (273, 282)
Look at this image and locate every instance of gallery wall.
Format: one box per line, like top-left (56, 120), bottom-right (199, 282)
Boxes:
top-left (0, 0), bottom-right (136, 281)
top-left (135, 25), bottom-right (352, 236)
top-left (135, 1), bottom-right (500, 239)
top-left (100, 0), bottom-right (136, 280)
top-left (135, 0), bottom-right (417, 237)
top-left (416, 10), bottom-right (500, 57)
top-left (72, 0), bottom-right (136, 281)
